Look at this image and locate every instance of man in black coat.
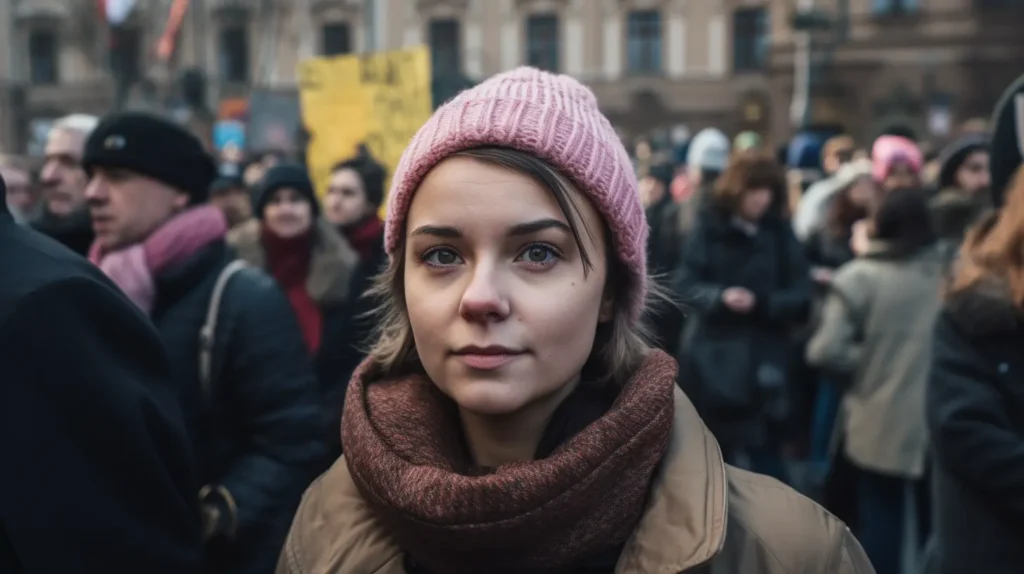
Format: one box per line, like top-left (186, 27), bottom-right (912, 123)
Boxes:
top-left (0, 175), bottom-right (204, 572)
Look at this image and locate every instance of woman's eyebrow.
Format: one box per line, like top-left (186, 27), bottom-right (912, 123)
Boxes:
top-left (508, 218), bottom-right (571, 236)
top-left (410, 224), bottom-right (462, 238)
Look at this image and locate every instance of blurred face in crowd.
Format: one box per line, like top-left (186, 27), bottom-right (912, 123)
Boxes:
top-left (883, 162), bottom-right (920, 192)
top-left (824, 145), bottom-right (854, 176)
top-left (264, 187), bottom-right (313, 238)
top-left (40, 128), bottom-right (90, 217)
top-left (210, 184), bottom-right (252, 228)
top-left (739, 187), bottom-right (773, 222)
top-left (955, 150), bottom-right (990, 195)
top-left (848, 176), bottom-right (878, 208)
top-left (1, 165), bottom-right (35, 217)
top-left (243, 163), bottom-right (267, 188)
top-left (325, 168), bottom-right (374, 226)
top-left (403, 156), bottom-right (611, 421)
top-left (638, 175), bottom-right (665, 208)
top-left (85, 167), bottom-right (189, 251)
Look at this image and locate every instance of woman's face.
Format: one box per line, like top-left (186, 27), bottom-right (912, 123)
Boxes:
top-left (325, 168), bottom-right (372, 226)
top-left (954, 150), bottom-right (990, 194)
top-left (739, 187), bottom-right (773, 221)
top-left (847, 177), bottom-right (877, 208)
top-left (264, 187), bottom-right (313, 238)
top-left (883, 162), bottom-right (920, 191)
top-left (403, 156), bottom-right (611, 416)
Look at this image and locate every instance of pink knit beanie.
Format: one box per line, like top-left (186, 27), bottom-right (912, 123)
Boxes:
top-left (385, 67), bottom-right (648, 324)
top-left (872, 135), bottom-right (923, 183)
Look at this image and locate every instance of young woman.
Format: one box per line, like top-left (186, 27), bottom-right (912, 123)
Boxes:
top-left (928, 168), bottom-right (1024, 574)
top-left (278, 68), bottom-right (872, 574)
top-left (807, 189), bottom-right (943, 574)
top-left (678, 153), bottom-right (812, 484)
top-left (228, 163), bottom-right (359, 463)
top-left (872, 135), bottom-right (923, 193)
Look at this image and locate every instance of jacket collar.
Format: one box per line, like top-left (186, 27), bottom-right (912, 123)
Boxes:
top-left (227, 218), bottom-right (358, 304)
top-left (307, 387), bottom-right (728, 574)
top-left (153, 241), bottom-right (230, 312)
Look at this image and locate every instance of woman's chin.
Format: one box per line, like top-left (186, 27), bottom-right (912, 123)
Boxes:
top-left (447, 381), bottom-right (532, 417)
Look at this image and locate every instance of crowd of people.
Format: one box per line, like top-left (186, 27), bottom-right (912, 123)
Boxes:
top-left (3, 67), bottom-right (1024, 574)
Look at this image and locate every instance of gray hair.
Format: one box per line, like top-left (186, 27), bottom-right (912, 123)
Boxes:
top-left (51, 114), bottom-right (100, 139)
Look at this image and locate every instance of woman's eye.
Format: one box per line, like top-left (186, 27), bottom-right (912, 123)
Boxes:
top-left (423, 248), bottom-right (463, 267)
top-left (517, 244), bottom-right (559, 266)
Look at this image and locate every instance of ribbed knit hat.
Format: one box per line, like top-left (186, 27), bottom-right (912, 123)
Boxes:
top-left (871, 135), bottom-right (923, 183)
top-left (385, 67), bottom-right (647, 324)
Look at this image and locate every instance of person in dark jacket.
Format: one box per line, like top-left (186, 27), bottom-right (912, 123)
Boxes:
top-left (678, 153), bottom-right (812, 483)
top-left (929, 135), bottom-right (992, 265)
top-left (82, 112), bottom-right (325, 574)
top-left (30, 114), bottom-right (99, 255)
top-left (228, 163), bottom-right (359, 464)
top-left (927, 168), bottom-right (1024, 574)
top-left (0, 174), bottom-right (203, 573)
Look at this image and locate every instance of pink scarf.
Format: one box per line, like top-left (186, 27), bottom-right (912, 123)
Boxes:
top-left (89, 206), bottom-right (228, 314)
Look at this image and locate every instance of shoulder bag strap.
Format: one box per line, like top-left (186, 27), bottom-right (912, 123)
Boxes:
top-left (198, 260), bottom-right (248, 405)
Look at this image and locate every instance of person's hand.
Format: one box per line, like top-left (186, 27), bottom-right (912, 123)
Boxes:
top-left (811, 267), bottom-right (834, 285)
top-left (722, 287), bottom-right (756, 314)
top-left (850, 219), bottom-right (872, 256)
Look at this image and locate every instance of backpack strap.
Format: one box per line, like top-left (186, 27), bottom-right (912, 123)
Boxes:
top-left (198, 260), bottom-right (248, 404)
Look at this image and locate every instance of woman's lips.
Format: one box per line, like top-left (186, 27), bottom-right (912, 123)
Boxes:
top-left (455, 352), bottom-right (524, 370)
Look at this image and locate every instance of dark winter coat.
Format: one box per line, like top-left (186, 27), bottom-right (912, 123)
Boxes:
top-left (0, 186), bottom-right (203, 573)
top-left (928, 282), bottom-right (1024, 574)
top-left (151, 239), bottom-right (325, 574)
top-left (227, 218), bottom-right (361, 463)
top-left (29, 207), bottom-right (94, 256)
top-left (677, 209), bottom-right (812, 448)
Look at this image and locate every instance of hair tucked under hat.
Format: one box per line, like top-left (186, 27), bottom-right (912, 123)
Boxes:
top-left (384, 66), bottom-right (648, 323)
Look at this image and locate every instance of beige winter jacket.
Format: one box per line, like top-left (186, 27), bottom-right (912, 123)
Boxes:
top-left (276, 388), bottom-right (874, 574)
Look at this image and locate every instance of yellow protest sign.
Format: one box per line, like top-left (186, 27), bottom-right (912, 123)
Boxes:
top-left (298, 46), bottom-right (433, 211)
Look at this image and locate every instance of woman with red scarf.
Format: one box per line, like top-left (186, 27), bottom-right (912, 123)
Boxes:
top-left (228, 163), bottom-right (359, 463)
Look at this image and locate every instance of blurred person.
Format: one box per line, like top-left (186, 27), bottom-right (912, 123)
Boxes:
top-left (0, 173), bottom-right (204, 572)
top-left (793, 134), bottom-right (857, 242)
top-left (278, 67), bottom-right (872, 574)
top-left (31, 114), bottom-right (99, 255)
top-left (928, 167), bottom-right (1024, 574)
top-left (0, 155), bottom-right (39, 224)
top-left (807, 188), bottom-right (942, 574)
top-left (989, 73), bottom-right (1024, 206)
top-left (799, 159), bottom-right (877, 485)
top-left (82, 112), bottom-right (324, 574)
top-left (678, 153), bottom-right (812, 483)
top-left (930, 135), bottom-right (993, 263)
top-left (243, 159), bottom-right (269, 189)
top-left (209, 175), bottom-right (254, 229)
top-left (872, 135), bottom-right (923, 192)
top-left (733, 131), bottom-right (763, 153)
top-left (643, 162), bottom-right (687, 355)
top-left (324, 155), bottom-right (385, 265)
top-left (228, 163), bottom-right (359, 464)
top-left (670, 127), bottom-right (731, 239)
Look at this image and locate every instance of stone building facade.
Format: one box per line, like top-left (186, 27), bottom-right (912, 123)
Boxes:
top-left (0, 0), bottom-right (773, 153)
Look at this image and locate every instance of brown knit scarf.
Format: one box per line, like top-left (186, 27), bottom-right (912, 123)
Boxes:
top-left (341, 350), bottom-right (677, 574)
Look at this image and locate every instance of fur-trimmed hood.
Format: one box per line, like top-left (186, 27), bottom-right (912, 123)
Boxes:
top-left (227, 218), bottom-right (359, 305)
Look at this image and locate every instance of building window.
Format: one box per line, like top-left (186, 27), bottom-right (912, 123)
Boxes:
top-left (733, 8), bottom-right (768, 72)
top-left (429, 19), bottom-right (461, 77)
top-left (626, 10), bottom-right (662, 74)
top-left (219, 24), bottom-right (249, 83)
top-left (526, 14), bottom-right (559, 72)
top-left (28, 29), bottom-right (59, 85)
top-left (872, 0), bottom-right (918, 14)
top-left (109, 27), bottom-right (142, 85)
top-left (322, 22), bottom-right (351, 56)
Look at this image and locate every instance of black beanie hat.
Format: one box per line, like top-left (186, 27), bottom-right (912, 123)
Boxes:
top-left (937, 134), bottom-right (990, 190)
top-left (989, 73), bottom-right (1024, 207)
top-left (83, 111), bottom-right (217, 204)
top-left (252, 163), bottom-right (320, 219)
